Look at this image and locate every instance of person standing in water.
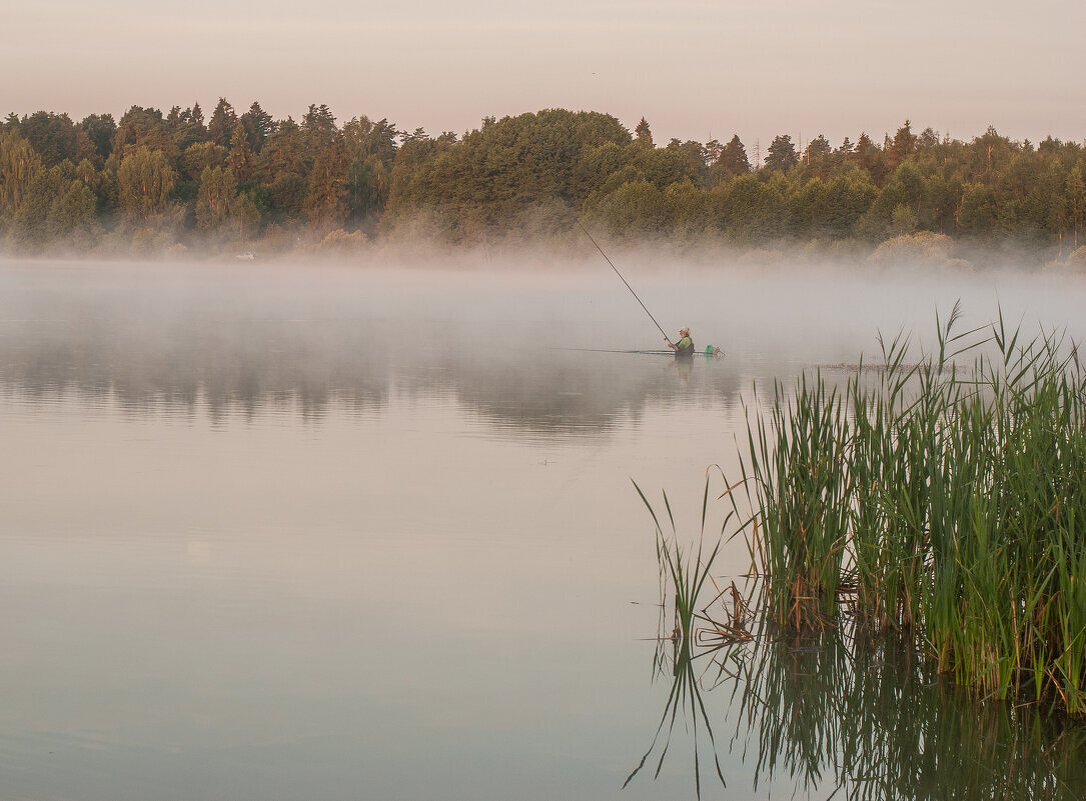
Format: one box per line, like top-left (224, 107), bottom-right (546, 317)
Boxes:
top-left (667, 327), bottom-right (694, 357)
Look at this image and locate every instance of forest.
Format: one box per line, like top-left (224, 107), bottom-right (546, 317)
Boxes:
top-left (2, 100), bottom-right (1085, 266)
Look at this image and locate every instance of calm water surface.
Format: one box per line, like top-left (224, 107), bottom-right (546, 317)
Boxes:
top-left (2, 259), bottom-right (1084, 800)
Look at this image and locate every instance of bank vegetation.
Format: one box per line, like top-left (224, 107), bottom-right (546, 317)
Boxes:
top-left (2, 102), bottom-right (1086, 267)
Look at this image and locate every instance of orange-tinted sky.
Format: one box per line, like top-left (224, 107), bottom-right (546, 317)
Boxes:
top-left (7, 0), bottom-right (1085, 150)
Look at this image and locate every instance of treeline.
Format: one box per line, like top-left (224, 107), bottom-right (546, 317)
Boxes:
top-left (2, 101), bottom-right (1085, 261)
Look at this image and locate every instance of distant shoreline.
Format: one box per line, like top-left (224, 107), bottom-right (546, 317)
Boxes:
top-left (2, 107), bottom-right (1084, 269)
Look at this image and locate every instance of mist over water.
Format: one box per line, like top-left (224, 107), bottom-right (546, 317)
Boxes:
top-left (2, 256), bottom-right (1084, 801)
top-left (3, 255), bottom-right (1084, 416)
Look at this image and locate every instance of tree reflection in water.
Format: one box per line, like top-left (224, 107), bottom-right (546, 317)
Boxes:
top-left (628, 611), bottom-right (1086, 800)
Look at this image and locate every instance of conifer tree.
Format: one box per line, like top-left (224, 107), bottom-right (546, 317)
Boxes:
top-left (302, 104), bottom-right (337, 153)
top-left (764, 134), bottom-right (798, 172)
top-left (207, 98), bottom-right (238, 148)
top-left (718, 134), bottom-right (751, 176)
top-left (240, 101), bottom-right (274, 152)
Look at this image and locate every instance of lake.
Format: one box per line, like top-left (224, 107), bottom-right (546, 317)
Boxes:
top-left (2, 257), bottom-right (1084, 800)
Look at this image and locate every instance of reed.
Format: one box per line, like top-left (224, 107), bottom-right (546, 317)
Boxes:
top-left (633, 475), bottom-right (725, 647)
top-left (628, 473), bottom-right (750, 798)
top-left (739, 307), bottom-right (1086, 716)
top-left (740, 372), bottom-right (853, 629)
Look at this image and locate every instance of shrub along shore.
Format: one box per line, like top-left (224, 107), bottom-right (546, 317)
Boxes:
top-left (731, 309), bottom-right (1086, 717)
top-left (2, 105), bottom-right (1086, 266)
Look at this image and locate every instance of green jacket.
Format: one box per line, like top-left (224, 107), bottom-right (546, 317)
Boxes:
top-left (675, 335), bottom-right (694, 356)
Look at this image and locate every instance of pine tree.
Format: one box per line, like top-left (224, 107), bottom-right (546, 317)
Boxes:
top-left (207, 98), bottom-right (238, 148)
top-left (302, 104), bottom-right (338, 153)
top-left (719, 134), bottom-right (751, 176)
top-left (240, 101), bottom-right (275, 152)
top-left (764, 134), bottom-right (798, 173)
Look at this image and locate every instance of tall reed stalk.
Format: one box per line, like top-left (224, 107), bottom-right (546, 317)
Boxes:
top-left (737, 308), bottom-right (1086, 716)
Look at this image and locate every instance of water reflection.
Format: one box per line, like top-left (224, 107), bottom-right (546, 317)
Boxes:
top-left (631, 616), bottom-right (1086, 800)
top-left (0, 268), bottom-right (743, 434)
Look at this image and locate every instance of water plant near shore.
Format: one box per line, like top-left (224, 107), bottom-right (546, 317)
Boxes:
top-left (734, 306), bottom-right (1086, 716)
top-left (627, 474), bottom-right (753, 798)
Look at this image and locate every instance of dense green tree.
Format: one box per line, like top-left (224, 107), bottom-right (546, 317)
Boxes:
top-left (791, 169), bottom-right (876, 240)
top-left (195, 165), bottom-right (238, 230)
top-left (112, 106), bottom-right (176, 164)
top-left (713, 172), bottom-right (792, 241)
top-left (116, 146), bottom-right (175, 221)
top-left (207, 98), bottom-right (238, 148)
top-left (711, 134), bottom-right (751, 183)
top-left (632, 145), bottom-right (701, 189)
top-left (855, 160), bottom-right (928, 240)
top-left (886, 120), bottom-right (917, 169)
top-left (228, 123), bottom-right (254, 181)
top-left (968, 126), bottom-right (1016, 181)
top-left (571, 141), bottom-right (627, 201)
top-left (384, 109), bottom-right (630, 240)
top-left (302, 104), bottom-right (338, 153)
top-left (1067, 166), bottom-right (1086, 249)
top-left (664, 178), bottom-right (712, 238)
top-left (804, 135), bottom-right (832, 166)
top-left (669, 139), bottom-right (709, 184)
top-left (47, 179), bottom-right (100, 243)
top-left (958, 182), bottom-right (999, 238)
top-left (634, 117), bottom-right (653, 148)
top-left (918, 127), bottom-right (939, 149)
top-left (256, 117), bottom-right (307, 182)
top-left (180, 142), bottom-right (227, 184)
top-left (584, 179), bottom-right (667, 237)
top-left (853, 133), bottom-right (885, 183)
top-left (764, 135), bottom-right (798, 173)
top-left (0, 131), bottom-right (42, 219)
top-left (341, 117), bottom-right (399, 226)
top-left (11, 165), bottom-right (66, 246)
top-left (267, 174), bottom-right (308, 223)
top-left (19, 112), bottom-right (87, 166)
top-left (169, 103), bottom-right (209, 151)
top-left (79, 113), bottom-right (116, 162)
top-left (240, 101), bottom-right (275, 152)
top-left (303, 135), bottom-right (349, 230)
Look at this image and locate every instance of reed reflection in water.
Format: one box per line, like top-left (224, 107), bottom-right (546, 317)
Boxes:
top-left (628, 608), bottom-right (1086, 800)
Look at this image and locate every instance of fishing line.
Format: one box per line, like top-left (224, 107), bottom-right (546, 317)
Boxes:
top-left (577, 222), bottom-right (672, 343)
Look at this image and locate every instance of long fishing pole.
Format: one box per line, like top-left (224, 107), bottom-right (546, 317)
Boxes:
top-left (577, 222), bottom-right (672, 344)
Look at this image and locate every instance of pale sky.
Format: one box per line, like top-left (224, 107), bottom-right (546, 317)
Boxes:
top-left (6, 0), bottom-right (1085, 152)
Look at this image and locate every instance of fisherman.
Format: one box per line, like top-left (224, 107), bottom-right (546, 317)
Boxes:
top-left (667, 327), bottom-right (694, 357)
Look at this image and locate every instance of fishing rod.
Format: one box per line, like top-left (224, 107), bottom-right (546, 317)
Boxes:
top-left (577, 222), bottom-right (672, 344)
